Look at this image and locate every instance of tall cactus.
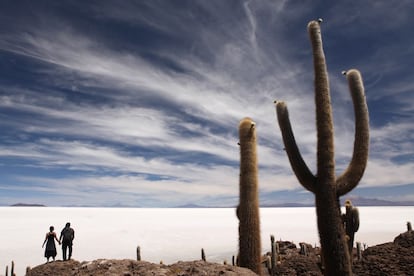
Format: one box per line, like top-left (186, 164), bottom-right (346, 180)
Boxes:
top-left (275, 20), bottom-right (369, 276)
top-left (237, 117), bottom-right (262, 275)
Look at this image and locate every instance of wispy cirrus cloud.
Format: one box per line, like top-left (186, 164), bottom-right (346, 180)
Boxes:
top-left (0, 1), bottom-right (413, 206)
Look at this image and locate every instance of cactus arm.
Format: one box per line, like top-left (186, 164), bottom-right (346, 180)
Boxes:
top-left (308, 20), bottom-right (336, 187)
top-left (275, 101), bottom-right (316, 193)
top-left (336, 69), bottom-right (369, 196)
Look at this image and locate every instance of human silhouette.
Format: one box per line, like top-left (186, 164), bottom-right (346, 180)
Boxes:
top-left (42, 226), bottom-right (60, 263)
top-left (59, 222), bottom-right (75, 261)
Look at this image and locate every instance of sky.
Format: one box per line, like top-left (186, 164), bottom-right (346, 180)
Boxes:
top-left (0, 1), bottom-right (413, 207)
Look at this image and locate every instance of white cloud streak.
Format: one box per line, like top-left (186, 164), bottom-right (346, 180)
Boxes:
top-left (0, 1), bottom-right (413, 206)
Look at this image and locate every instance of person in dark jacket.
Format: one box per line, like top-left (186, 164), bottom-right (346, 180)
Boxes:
top-left (42, 226), bottom-right (60, 263)
top-left (59, 222), bottom-right (75, 261)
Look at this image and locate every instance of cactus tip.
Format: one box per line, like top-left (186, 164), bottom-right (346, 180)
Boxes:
top-left (317, 18), bottom-right (323, 23)
top-left (275, 101), bottom-right (286, 110)
top-left (342, 70), bottom-right (347, 76)
top-left (251, 122), bottom-right (256, 128)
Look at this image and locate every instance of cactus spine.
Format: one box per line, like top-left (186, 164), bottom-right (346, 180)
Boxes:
top-left (237, 117), bottom-right (262, 275)
top-left (275, 20), bottom-right (369, 276)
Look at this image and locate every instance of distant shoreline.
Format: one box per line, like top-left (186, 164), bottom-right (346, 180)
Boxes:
top-left (4, 197), bottom-right (414, 208)
top-left (3, 203), bottom-right (414, 208)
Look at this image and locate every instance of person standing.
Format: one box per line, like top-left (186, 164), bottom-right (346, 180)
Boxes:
top-left (42, 226), bottom-right (60, 263)
top-left (59, 222), bottom-right (75, 261)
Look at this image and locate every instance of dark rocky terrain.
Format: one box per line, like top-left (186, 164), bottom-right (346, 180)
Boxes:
top-left (26, 260), bottom-right (257, 276)
top-left (26, 230), bottom-right (414, 275)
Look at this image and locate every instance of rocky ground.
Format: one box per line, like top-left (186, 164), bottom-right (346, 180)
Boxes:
top-left (353, 230), bottom-right (414, 275)
top-left (26, 230), bottom-right (414, 275)
top-left (26, 260), bottom-right (257, 276)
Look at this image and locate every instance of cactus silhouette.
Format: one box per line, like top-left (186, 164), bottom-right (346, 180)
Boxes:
top-left (237, 117), bottom-right (262, 275)
top-left (275, 20), bottom-right (369, 276)
top-left (201, 248), bottom-right (206, 262)
top-left (270, 235), bottom-right (277, 276)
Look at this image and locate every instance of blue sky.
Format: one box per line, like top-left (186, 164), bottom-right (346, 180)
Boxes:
top-left (0, 1), bottom-right (413, 207)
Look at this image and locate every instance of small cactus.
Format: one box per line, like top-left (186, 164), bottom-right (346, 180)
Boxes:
top-left (270, 235), bottom-right (277, 276)
top-left (356, 242), bottom-right (362, 261)
top-left (237, 117), bottom-right (261, 275)
top-left (136, 246), bottom-right (141, 261)
top-left (299, 243), bottom-right (308, 256)
top-left (342, 199), bottom-right (360, 261)
top-left (201, 248), bottom-right (206, 261)
top-left (11, 261), bottom-right (14, 276)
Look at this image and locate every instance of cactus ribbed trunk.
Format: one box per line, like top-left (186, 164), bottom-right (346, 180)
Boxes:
top-left (275, 20), bottom-right (369, 276)
top-left (238, 117), bottom-right (262, 275)
top-left (315, 191), bottom-right (351, 274)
